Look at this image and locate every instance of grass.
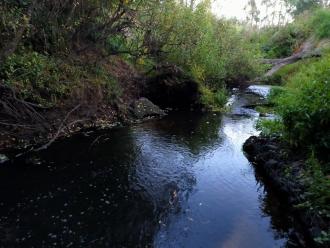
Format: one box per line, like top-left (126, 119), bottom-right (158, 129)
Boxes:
top-left (199, 85), bottom-right (228, 111)
top-left (311, 8), bottom-right (330, 39)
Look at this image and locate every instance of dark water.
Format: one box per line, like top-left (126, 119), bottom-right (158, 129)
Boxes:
top-left (0, 86), bottom-right (296, 247)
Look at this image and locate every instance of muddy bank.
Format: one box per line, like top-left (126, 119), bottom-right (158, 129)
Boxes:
top-left (0, 96), bottom-right (166, 159)
top-left (243, 136), bottom-right (329, 247)
top-left (0, 64), bottom-right (201, 159)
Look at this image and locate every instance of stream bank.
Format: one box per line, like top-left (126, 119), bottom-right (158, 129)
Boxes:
top-left (243, 113), bottom-right (329, 247)
top-left (0, 64), bottom-right (201, 160)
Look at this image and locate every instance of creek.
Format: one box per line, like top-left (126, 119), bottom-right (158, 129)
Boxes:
top-left (0, 86), bottom-right (298, 247)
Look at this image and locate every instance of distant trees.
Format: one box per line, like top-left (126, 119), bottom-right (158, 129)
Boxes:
top-left (245, 0), bottom-right (261, 26)
top-left (285, 0), bottom-right (330, 15)
top-left (246, 0), bottom-right (290, 27)
top-left (245, 0), bottom-right (330, 27)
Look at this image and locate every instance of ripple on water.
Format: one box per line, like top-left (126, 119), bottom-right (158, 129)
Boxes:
top-left (0, 86), bottom-right (294, 247)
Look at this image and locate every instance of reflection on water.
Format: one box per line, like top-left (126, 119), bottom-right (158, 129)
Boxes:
top-left (0, 86), bottom-right (298, 247)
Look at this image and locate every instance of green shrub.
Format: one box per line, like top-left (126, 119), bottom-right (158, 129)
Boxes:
top-left (274, 53), bottom-right (330, 161)
top-left (257, 11), bottom-right (313, 59)
top-left (259, 8), bottom-right (330, 59)
top-left (214, 89), bottom-right (227, 107)
top-left (199, 86), bottom-right (227, 110)
top-left (149, 1), bottom-right (262, 90)
top-left (87, 65), bottom-right (122, 104)
top-left (0, 5), bottom-right (24, 50)
top-left (262, 23), bottom-right (309, 58)
top-left (311, 8), bottom-right (330, 39)
top-left (263, 27), bottom-right (297, 58)
top-left (0, 52), bottom-right (68, 105)
top-left (256, 119), bottom-right (284, 137)
top-left (106, 35), bottom-right (128, 54)
top-left (296, 155), bottom-right (330, 245)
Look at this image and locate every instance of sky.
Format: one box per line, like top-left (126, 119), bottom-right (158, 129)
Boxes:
top-left (211, 0), bottom-right (292, 24)
top-left (212, 0), bottom-right (248, 20)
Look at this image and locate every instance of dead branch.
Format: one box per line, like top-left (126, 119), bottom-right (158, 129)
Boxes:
top-left (0, 83), bottom-right (49, 128)
top-left (88, 134), bottom-right (106, 151)
top-left (0, 121), bottom-right (38, 129)
top-left (262, 38), bottom-right (319, 77)
top-left (34, 104), bottom-right (81, 151)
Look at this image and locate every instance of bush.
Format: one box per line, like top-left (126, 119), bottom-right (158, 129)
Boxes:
top-left (296, 155), bottom-right (330, 245)
top-left (105, 35), bottom-right (128, 54)
top-left (261, 23), bottom-right (309, 58)
top-left (0, 52), bottom-right (68, 105)
top-left (310, 8), bottom-right (330, 39)
top-left (199, 86), bottom-right (227, 110)
top-left (149, 1), bottom-right (262, 90)
top-left (0, 5), bottom-right (24, 50)
top-left (90, 65), bottom-right (122, 104)
top-left (274, 53), bottom-right (330, 161)
top-left (257, 118), bottom-right (284, 137)
top-left (214, 89), bottom-right (227, 107)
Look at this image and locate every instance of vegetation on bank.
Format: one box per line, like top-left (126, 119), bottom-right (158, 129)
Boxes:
top-left (0, 0), bottom-right (266, 150)
top-left (0, 0), bottom-right (261, 111)
top-left (252, 7), bottom-right (330, 59)
top-left (256, 7), bottom-right (330, 245)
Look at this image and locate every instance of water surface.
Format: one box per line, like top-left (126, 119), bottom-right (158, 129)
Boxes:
top-left (0, 86), bottom-right (295, 247)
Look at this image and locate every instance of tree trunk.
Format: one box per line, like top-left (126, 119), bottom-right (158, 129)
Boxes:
top-left (263, 38), bottom-right (318, 77)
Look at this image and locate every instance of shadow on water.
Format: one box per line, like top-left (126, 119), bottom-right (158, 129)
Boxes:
top-left (0, 128), bottom-right (158, 247)
top-left (0, 86), bottom-right (303, 247)
top-left (0, 113), bottom-right (223, 247)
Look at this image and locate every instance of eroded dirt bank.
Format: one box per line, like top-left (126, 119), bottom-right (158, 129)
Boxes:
top-left (244, 136), bottom-right (329, 247)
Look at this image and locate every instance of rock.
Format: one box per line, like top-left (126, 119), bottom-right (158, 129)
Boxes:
top-left (131, 98), bottom-right (166, 119)
top-left (242, 136), bottom-right (259, 154)
top-left (265, 144), bottom-right (279, 150)
top-left (0, 154), bottom-right (9, 164)
top-left (264, 159), bottom-right (279, 169)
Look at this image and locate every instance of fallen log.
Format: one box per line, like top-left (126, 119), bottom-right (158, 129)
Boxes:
top-left (263, 38), bottom-right (320, 77)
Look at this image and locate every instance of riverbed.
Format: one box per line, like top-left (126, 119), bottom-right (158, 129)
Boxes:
top-left (0, 86), bottom-right (297, 247)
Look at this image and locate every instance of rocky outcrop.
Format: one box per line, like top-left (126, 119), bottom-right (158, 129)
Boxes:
top-left (243, 136), bottom-right (328, 247)
top-left (131, 98), bottom-right (166, 119)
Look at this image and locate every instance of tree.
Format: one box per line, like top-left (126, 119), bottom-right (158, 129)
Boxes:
top-left (285, 0), bottom-right (324, 15)
top-left (245, 0), bottom-right (261, 26)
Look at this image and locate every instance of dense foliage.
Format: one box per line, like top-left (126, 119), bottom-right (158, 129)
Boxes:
top-left (255, 7), bottom-right (330, 58)
top-left (0, 0), bottom-right (263, 110)
top-left (311, 8), bottom-right (330, 38)
top-left (275, 53), bottom-right (330, 161)
top-left (258, 8), bottom-right (330, 164)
